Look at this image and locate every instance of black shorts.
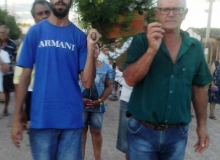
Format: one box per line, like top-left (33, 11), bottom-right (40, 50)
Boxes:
top-left (3, 74), bottom-right (15, 93)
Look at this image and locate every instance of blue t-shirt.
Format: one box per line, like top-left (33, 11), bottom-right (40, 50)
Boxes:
top-left (79, 62), bottom-right (113, 113)
top-left (17, 20), bottom-right (87, 129)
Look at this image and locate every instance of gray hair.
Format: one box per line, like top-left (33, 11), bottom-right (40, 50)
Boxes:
top-left (157, 0), bottom-right (187, 8)
top-left (0, 25), bottom-right (10, 34)
top-left (31, 0), bottom-right (51, 18)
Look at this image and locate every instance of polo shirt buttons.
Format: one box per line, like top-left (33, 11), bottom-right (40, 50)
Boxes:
top-left (169, 91), bottom-right (173, 93)
top-left (171, 75), bottom-right (174, 78)
top-left (182, 68), bottom-right (186, 71)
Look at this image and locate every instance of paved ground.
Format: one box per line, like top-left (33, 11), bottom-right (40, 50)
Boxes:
top-left (0, 93), bottom-right (220, 160)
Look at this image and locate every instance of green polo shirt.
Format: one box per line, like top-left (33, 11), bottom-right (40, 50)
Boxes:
top-left (123, 31), bottom-right (212, 125)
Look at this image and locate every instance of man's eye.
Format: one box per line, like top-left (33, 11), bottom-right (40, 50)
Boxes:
top-left (162, 8), bottom-right (170, 12)
top-left (37, 12), bottom-right (43, 16)
top-left (45, 11), bottom-right (50, 14)
top-left (173, 8), bottom-right (180, 12)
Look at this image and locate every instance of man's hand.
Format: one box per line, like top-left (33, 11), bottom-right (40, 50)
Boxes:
top-left (86, 100), bottom-right (100, 108)
top-left (211, 85), bottom-right (218, 92)
top-left (83, 98), bottom-right (92, 106)
top-left (83, 98), bottom-right (100, 109)
top-left (11, 118), bottom-right (24, 148)
top-left (147, 22), bottom-right (164, 54)
top-left (192, 85), bottom-right (209, 153)
top-left (194, 126), bottom-right (209, 153)
top-left (87, 28), bottom-right (102, 46)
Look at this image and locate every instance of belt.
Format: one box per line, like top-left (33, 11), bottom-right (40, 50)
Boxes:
top-left (132, 116), bottom-right (179, 130)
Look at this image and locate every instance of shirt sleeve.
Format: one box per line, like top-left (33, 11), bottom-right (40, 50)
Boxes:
top-left (13, 43), bottom-right (23, 84)
top-left (78, 33), bottom-right (88, 72)
top-left (123, 33), bottom-right (147, 70)
top-left (106, 64), bottom-right (113, 79)
top-left (16, 27), bottom-right (36, 69)
top-left (192, 42), bottom-right (212, 86)
top-left (116, 37), bottom-right (133, 55)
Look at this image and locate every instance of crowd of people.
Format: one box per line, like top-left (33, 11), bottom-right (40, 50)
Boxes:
top-left (0, 0), bottom-right (218, 160)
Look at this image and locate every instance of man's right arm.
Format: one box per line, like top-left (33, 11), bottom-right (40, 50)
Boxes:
top-left (123, 49), bottom-right (157, 86)
top-left (11, 68), bottom-right (32, 148)
top-left (123, 22), bottom-right (164, 86)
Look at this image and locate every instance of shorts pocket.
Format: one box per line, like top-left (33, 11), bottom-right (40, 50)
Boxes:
top-left (128, 117), bottom-right (143, 134)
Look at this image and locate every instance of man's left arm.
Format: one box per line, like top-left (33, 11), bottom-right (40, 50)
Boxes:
top-left (192, 85), bottom-right (209, 153)
top-left (80, 29), bottom-right (102, 89)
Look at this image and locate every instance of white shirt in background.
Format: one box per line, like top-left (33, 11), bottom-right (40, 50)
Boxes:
top-left (0, 49), bottom-right (10, 91)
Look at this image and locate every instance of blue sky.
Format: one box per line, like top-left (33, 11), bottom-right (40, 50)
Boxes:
top-left (0, 0), bottom-right (219, 31)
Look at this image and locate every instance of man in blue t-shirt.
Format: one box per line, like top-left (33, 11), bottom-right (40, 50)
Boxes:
top-left (11, 0), bottom-right (101, 159)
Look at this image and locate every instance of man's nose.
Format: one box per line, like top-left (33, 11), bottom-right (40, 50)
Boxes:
top-left (168, 10), bottom-right (175, 16)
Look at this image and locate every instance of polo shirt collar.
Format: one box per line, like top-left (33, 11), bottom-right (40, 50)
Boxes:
top-left (160, 30), bottom-right (195, 62)
top-left (177, 30), bottom-right (195, 60)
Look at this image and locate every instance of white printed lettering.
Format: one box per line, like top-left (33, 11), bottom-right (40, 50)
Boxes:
top-left (38, 40), bottom-right (75, 51)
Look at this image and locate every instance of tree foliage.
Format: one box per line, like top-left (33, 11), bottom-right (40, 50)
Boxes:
top-left (0, 8), bottom-right (22, 40)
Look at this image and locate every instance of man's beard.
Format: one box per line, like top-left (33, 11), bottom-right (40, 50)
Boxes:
top-left (51, 1), bottom-right (72, 18)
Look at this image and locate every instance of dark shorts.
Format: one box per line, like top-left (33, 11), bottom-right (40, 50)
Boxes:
top-left (3, 74), bottom-right (14, 93)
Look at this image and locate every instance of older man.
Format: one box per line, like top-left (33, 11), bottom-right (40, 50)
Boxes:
top-left (13, 0), bottom-right (51, 122)
top-left (123, 0), bottom-right (212, 159)
top-left (0, 25), bottom-right (16, 116)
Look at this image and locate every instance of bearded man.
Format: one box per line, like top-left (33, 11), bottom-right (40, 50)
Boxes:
top-left (11, 0), bottom-right (101, 160)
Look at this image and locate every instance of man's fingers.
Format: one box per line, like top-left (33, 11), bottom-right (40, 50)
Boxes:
top-left (91, 32), bottom-right (97, 41)
top-left (147, 23), bottom-right (164, 42)
top-left (149, 26), bottom-right (164, 34)
top-left (11, 122), bottom-right (23, 148)
top-left (199, 136), bottom-right (209, 153)
top-left (147, 23), bottom-right (164, 34)
top-left (86, 103), bottom-right (95, 106)
top-left (150, 32), bottom-right (164, 39)
top-left (88, 28), bottom-right (102, 41)
top-left (194, 136), bottom-right (209, 153)
top-left (12, 134), bottom-right (21, 148)
top-left (147, 22), bottom-right (162, 29)
top-left (86, 106), bottom-right (95, 109)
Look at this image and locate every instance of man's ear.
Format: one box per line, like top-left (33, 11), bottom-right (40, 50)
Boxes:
top-left (182, 8), bottom-right (188, 20)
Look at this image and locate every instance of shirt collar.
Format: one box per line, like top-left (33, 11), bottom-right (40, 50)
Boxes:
top-left (160, 30), bottom-right (195, 62)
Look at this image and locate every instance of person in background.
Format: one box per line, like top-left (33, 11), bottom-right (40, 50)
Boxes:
top-left (13, 0), bottom-right (51, 125)
top-left (123, 0), bottom-right (212, 159)
top-left (108, 37), bottom-right (133, 101)
top-left (0, 25), bottom-right (17, 116)
top-left (116, 80), bottom-right (132, 160)
top-left (98, 44), bottom-right (110, 65)
top-left (80, 43), bottom-right (113, 160)
top-left (108, 38), bottom-right (122, 101)
top-left (0, 48), bottom-right (10, 100)
top-left (11, 0), bottom-right (101, 160)
top-left (115, 51), bottom-right (133, 160)
top-left (208, 60), bottom-right (220, 120)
